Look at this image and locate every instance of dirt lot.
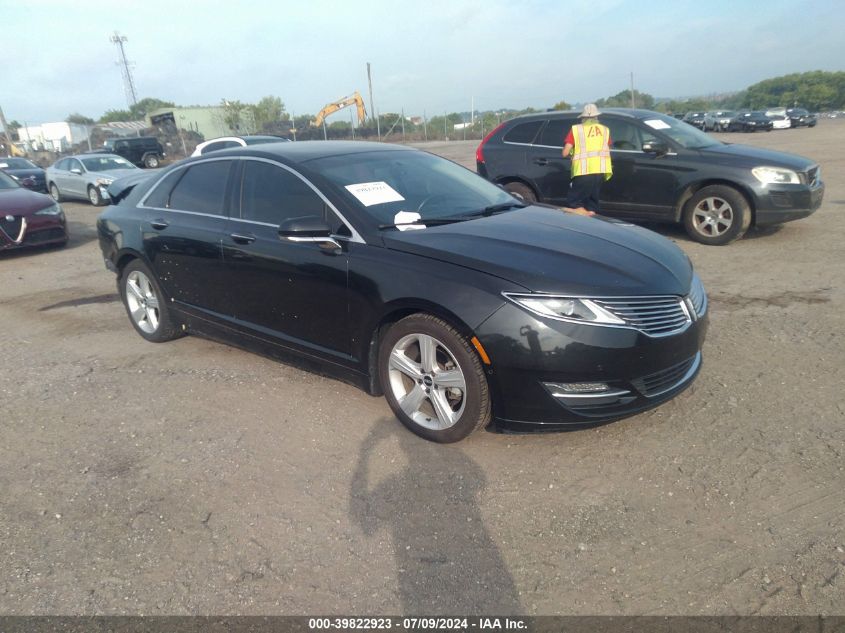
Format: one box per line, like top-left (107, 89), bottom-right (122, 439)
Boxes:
top-left (1, 122), bottom-right (843, 616)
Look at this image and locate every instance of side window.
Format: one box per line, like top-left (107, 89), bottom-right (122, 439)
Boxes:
top-left (538, 119), bottom-right (577, 147)
top-left (201, 140), bottom-right (239, 155)
top-left (69, 159), bottom-right (84, 172)
top-left (168, 160), bottom-right (232, 215)
top-left (55, 158), bottom-right (69, 170)
top-left (503, 121), bottom-right (543, 144)
top-left (240, 161), bottom-right (328, 226)
top-left (604, 119), bottom-right (656, 151)
top-left (143, 169), bottom-right (185, 208)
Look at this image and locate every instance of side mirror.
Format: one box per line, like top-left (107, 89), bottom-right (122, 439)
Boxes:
top-left (70, 168), bottom-right (82, 175)
top-left (278, 216), bottom-right (341, 252)
top-left (642, 140), bottom-right (669, 156)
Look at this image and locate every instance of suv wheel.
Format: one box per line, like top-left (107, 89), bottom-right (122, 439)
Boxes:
top-left (504, 181), bottom-right (537, 203)
top-left (683, 185), bottom-right (751, 245)
top-left (143, 154), bottom-right (160, 168)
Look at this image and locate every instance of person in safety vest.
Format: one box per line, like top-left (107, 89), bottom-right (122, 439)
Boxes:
top-left (561, 103), bottom-right (613, 214)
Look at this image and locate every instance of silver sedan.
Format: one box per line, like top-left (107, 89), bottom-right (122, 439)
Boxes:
top-left (46, 153), bottom-right (139, 206)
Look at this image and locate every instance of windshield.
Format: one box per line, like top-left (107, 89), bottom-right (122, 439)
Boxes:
top-left (0, 158), bottom-right (38, 169)
top-left (309, 150), bottom-right (517, 226)
top-left (103, 139), bottom-right (115, 149)
top-left (0, 171), bottom-right (20, 189)
top-left (640, 113), bottom-right (720, 149)
top-left (81, 155), bottom-right (136, 172)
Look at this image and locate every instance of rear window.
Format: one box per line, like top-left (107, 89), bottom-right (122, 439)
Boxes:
top-left (503, 121), bottom-right (543, 144)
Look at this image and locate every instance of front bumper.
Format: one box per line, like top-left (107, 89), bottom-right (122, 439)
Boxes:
top-left (0, 214), bottom-right (68, 251)
top-left (754, 179), bottom-right (825, 225)
top-left (476, 301), bottom-right (708, 431)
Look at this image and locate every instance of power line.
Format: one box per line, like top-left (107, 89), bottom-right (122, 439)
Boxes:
top-left (111, 31), bottom-right (138, 108)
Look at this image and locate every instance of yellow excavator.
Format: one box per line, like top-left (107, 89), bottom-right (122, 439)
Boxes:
top-left (312, 91), bottom-right (367, 128)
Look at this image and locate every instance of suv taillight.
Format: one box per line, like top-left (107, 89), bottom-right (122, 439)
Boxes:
top-left (476, 122), bottom-right (506, 165)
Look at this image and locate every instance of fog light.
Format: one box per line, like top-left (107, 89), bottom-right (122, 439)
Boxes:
top-left (543, 382), bottom-right (610, 394)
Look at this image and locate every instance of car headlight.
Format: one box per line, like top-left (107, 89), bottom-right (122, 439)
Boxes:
top-left (34, 202), bottom-right (64, 216)
top-left (752, 166), bottom-right (800, 185)
top-left (95, 177), bottom-right (114, 186)
top-left (504, 293), bottom-right (626, 325)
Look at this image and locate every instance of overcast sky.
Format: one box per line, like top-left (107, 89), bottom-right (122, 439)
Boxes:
top-left (2, 0), bottom-right (843, 125)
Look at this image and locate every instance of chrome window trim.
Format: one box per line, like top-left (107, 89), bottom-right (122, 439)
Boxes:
top-left (139, 156), bottom-right (365, 244)
top-left (502, 291), bottom-right (692, 338)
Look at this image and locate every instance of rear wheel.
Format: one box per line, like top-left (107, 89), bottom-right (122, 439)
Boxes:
top-left (119, 259), bottom-right (182, 342)
top-left (504, 181), bottom-right (537, 203)
top-left (49, 182), bottom-right (62, 202)
top-left (143, 154), bottom-right (160, 168)
top-left (379, 314), bottom-right (490, 443)
top-left (683, 185), bottom-right (751, 245)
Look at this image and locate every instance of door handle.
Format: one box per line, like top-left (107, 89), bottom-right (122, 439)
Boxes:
top-left (150, 219), bottom-right (169, 230)
top-left (533, 158), bottom-right (549, 166)
top-left (230, 232), bottom-right (256, 244)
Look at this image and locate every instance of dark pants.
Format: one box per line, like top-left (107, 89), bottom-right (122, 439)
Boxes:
top-left (565, 173), bottom-right (604, 212)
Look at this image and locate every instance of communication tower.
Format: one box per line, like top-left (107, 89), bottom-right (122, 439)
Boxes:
top-left (111, 31), bottom-right (138, 108)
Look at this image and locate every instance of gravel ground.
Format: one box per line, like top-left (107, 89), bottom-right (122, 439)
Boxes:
top-left (1, 122), bottom-right (843, 616)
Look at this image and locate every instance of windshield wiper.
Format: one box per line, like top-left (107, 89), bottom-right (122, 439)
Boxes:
top-left (378, 217), bottom-right (467, 230)
top-left (461, 201), bottom-right (527, 218)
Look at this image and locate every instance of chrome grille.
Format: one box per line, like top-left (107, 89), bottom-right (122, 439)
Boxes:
top-left (688, 274), bottom-right (707, 318)
top-left (591, 296), bottom-right (690, 336)
top-left (632, 353), bottom-right (700, 397)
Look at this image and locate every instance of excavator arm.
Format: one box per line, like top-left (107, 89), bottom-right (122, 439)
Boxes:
top-left (312, 91), bottom-right (368, 128)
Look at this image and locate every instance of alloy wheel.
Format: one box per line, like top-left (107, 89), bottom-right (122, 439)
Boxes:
top-left (387, 333), bottom-right (467, 430)
top-left (692, 196), bottom-right (734, 237)
top-left (124, 270), bottom-right (161, 334)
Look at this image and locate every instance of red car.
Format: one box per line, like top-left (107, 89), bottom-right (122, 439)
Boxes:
top-left (0, 170), bottom-right (68, 251)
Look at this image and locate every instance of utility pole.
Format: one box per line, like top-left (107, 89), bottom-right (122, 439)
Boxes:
top-left (367, 62), bottom-right (380, 140)
top-left (111, 31), bottom-right (138, 108)
top-left (0, 104), bottom-right (12, 151)
top-left (401, 108), bottom-right (405, 141)
top-left (423, 110), bottom-right (427, 141)
top-left (630, 71), bottom-right (636, 108)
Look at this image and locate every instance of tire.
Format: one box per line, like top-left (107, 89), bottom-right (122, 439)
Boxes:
top-left (378, 314), bottom-right (491, 443)
top-left (87, 185), bottom-right (104, 206)
top-left (49, 182), bottom-right (62, 202)
top-left (683, 185), bottom-right (751, 246)
top-left (119, 259), bottom-right (182, 343)
top-left (143, 154), bottom-right (160, 168)
top-left (504, 181), bottom-right (537, 203)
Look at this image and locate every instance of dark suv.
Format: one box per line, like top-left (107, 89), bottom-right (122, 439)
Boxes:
top-left (104, 136), bottom-right (164, 168)
top-left (476, 108), bottom-right (824, 245)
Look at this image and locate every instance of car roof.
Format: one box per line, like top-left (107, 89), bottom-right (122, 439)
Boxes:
top-left (190, 140), bottom-right (416, 164)
top-left (61, 152), bottom-right (123, 159)
top-left (505, 107), bottom-right (669, 124)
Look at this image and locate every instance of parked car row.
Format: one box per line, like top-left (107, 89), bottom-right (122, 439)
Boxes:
top-left (697, 108), bottom-right (818, 132)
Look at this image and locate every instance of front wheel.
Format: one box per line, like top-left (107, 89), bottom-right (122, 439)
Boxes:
top-left (119, 259), bottom-right (182, 342)
top-left (87, 185), bottom-right (104, 206)
top-left (683, 185), bottom-right (751, 245)
top-left (379, 314), bottom-right (490, 443)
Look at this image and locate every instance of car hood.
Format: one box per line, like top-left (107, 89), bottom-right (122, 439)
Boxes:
top-left (3, 168), bottom-right (45, 179)
top-left (88, 168), bottom-right (138, 180)
top-left (701, 143), bottom-right (815, 169)
top-left (381, 206), bottom-right (693, 296)
top-left (0, 186), bottom-right (55, 215)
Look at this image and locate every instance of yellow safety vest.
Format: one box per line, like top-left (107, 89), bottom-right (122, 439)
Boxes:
top-left (570, 122), bottom-right (612, 180)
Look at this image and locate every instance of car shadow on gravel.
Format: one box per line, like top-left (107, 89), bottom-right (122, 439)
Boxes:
top-left (350, 420), bottom-right (522, 614)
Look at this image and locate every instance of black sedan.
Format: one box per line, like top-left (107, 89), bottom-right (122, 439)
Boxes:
top-left (727, 111), bottom-right (774, 132)
top-left (786, 108), bottom-right (817, 128)
top-left (0, 156), bottom-right (47, 192)
top-left (97, 142), bottom-right (707, 442)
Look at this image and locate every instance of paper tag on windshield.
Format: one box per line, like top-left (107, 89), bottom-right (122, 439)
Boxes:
top-left (393, 210), bottom-right (425, 231)
top-left (644, 119), bottom-right (671, 130)
top-left (345, 181), bottom-right (405, 207)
